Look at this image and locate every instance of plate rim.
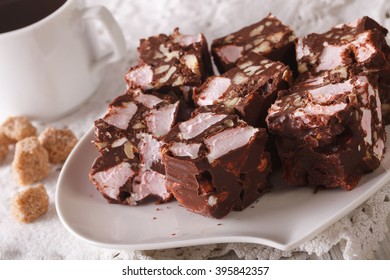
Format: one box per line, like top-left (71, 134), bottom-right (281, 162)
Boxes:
top-left (55, 126), bottom-right (390, 252)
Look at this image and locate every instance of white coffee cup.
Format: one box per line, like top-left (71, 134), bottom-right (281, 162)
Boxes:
top-left (0, 0), bottom-right (126, 121)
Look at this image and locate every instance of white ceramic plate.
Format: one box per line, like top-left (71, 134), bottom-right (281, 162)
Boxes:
top-left (56, 126), bottom-right (390, 251)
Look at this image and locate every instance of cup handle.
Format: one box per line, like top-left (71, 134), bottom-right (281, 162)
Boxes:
top-left (79, 6), bottom-right (126, 71)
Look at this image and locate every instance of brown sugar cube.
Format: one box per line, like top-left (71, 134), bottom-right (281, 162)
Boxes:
top-left (0, 126), bottom-right (13, 144)
top-left (12, 136), bottom-right (50, 185)
top-left (38, 127), bottom-right (78, 163)
top-left (2, 116), bottom-right (37, 143)
top-left (0, 130), bottom-right (9, 160)
top-left (12, 184), bottom-right (49, 223)
top-left (0, 144), bottom-right (7, 160)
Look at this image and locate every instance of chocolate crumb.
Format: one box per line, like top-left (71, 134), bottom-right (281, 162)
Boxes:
top-left (314, 185), bottom-right (326, 194)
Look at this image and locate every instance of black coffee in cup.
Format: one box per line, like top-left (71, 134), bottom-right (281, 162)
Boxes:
top-left (0, 0), bottom-right (66, 33)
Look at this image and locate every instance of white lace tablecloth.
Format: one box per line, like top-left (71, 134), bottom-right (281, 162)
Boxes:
top-left (1, 0), bottom-right (390, 260)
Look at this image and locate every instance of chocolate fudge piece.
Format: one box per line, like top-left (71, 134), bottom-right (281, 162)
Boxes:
top-left (296, 16), bottom-right (390, 122)
top-left (126, 28), bottom-right (213, 101)
top-left (211, 13), bottom-right (297, 74)
top-left (162, 106), bottom-right (271, 219)
top-left (296, 16), bottom-right (390, 75)
top-left (89, 89), bottom-right (180, 205)
top-left (193, 52), bottom-right (292, 126)
top-left (267, 73), bottom-right (386, 190)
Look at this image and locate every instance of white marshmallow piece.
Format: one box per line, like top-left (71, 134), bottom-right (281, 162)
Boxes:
top-left (146, 102), bottom-right (179, 138)
top-left (174, 33), bottom-right (202, 47)
top-left (91, 162), bottom-right (133, 200)
top-left (217, 45), bottom-right (243, 63)
top-left (179, 112), bottom-right (226, 140)
top-left (133, 91), bottom-right (163, 109)
top-left (205, 126), bottom-right (258, 163)
top-left (308, 80), bottom-right (353, 104)
top-left (169, 142), bottom-right (201, 159)
top-left (126, 65), bottom-right (153, 89)
top-left (103, 102), bottom-right (138, 130)
top-left (131, 170), bottom-right (169, 203)
top-left (316, 43), bottom-right (346, 72)
top-left (138, 133), bottom-right (162, 170)
top-left (196, 77), bottom-right (231, 106)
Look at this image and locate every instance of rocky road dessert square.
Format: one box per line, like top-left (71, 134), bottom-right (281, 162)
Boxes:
top-left (193, 52), bottom-right (292, 127)
top-left (126, 28), bottom-right (213, 102)
top-left (296, 16), bottom-right (390, 123)
top-left (211, 13), bottom-right (297, 74)
top-left (267, 73), bottom-right (386, 190)
top-left (90, 89), bottom-right (180, 205)
top-left (162, 106), bottom-right (271, 218)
